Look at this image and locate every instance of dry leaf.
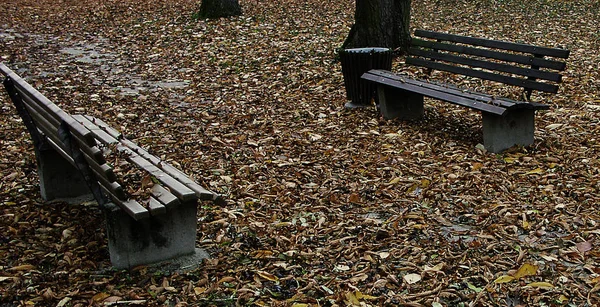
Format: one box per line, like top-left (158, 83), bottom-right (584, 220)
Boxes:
top-left (403, 273), bottom-right (422, 284)
top-left (526, 281), bottom-right (554, 289)
top-left (513, 263), bottom-right (538, 279)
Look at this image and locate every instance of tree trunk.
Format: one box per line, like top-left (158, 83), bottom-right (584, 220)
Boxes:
top-left (197, 0), bottom-right (242, 19)
top-left (342, 0), bottom-right (411, 54)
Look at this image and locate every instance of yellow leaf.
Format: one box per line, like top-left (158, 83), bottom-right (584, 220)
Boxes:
top-left (8, 265), bottom-right (34, 271)
top-left (420, 179), bottom-right (431, 187)
top-left (557, 294), bottom-right (569, 303)
top-left (217, 276), bottom-right (236, 284)
top-left (292, 304), bottom-right (309, 307)
top-left (494, 275), bottom-right (515, 283)
top-left (345, 291), bottom-right (360, 306)
top-left (526, 281), bottom-right (554, 289)
top-left (513, 263), bottom-right (538, 279)
top-left (253, 250), bottom-right (273, 259)
top-left (388, 177), bottom-right (401, 185)
top-left (355, 291), bottom-right (378, 300)
top-left (504, 157), bottom-right (517, 163)
top-left (523, 168), bottom-right (543, 176)
top-left (257, 271), bottom-right (279, 282)
top-left (92, 292), bottom-right (110, 302)
top-left (522, 220), bottom-right (531, 230)
top-left (194, 287), bottom-right (206, 295)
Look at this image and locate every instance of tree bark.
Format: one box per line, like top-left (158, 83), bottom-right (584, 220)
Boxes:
top-left (342, 0), bottom-right (412, 54)
top-left (197, 0), bottom-right (242, 19)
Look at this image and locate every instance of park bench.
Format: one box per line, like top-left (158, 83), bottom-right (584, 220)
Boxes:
top-left (1, 63), bottom-right (224, 269)
top-left (362, 30), bottom-right (570, 153)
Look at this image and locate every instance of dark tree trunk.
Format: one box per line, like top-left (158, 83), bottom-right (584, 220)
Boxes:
top-left (197, 0), bottom-right (242, 19)
top-left (342, 0), bottom-right (412, 54)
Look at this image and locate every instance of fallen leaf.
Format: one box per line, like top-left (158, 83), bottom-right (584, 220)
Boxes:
top-left (494, 275), bottom-right (515, 283)
top-left (467, 282), bottom-right (483, 293)
top-left (526, 281), bottom-right (554, 289)
top-left (576, 241), bottom-right (592, 253)
top-left (256, 271), bottom-right (279, 281)
top-left (403, 273), bottom-right (421, 284)
top-left (8, 265), bottom-right (34, 271)
top-left (513, 263), bottom-right (538, 279)
top-left (92, 292), bottom-right (110, 302)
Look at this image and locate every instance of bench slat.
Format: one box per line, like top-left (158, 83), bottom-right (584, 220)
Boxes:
top-left (74, 115), bottom-right (203, 203)
top-left (119, 199), bottom-right (151, 221)
top-left (148, 197), bottom-right (167, 216)
top-left (151, 184), bottom-right (180, 208)
top-left (414, 29), bottom-right (570, 58)
top-left (411, 38), bottom-right (567, 71)
top-left (362, 72), bottom-right (508, 115)
top-left (121, 139), bottom-right (220, 201)
top-left (7, 80), bottom-right (97, 147)
top-left (22, 108), bottom-right (118, 183)
top-left (73, 115), bottom-right (120, 145)
top-left (367, 70), bottom-right (549, 111)
top-left (83, 115), bottom-right (221, 202)
top-left (406, 57), bottom-right (559, 93)
top-left (44, 137), bottom-right (126, 200)
top-left (410, 48), bottom-right (563, 82)
top-left (127, 154), bottom-right (197, 202)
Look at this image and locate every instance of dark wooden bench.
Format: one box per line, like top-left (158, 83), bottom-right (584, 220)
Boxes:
top-left (1, 63), bottom-right (223, 269)
top-left (362, 30), bottom-right (570, 153)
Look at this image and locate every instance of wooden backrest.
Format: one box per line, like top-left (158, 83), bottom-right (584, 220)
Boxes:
top-left (0, 63), bottom-right (128, 202)
top-left (407, 30), bottom-right (570, 97)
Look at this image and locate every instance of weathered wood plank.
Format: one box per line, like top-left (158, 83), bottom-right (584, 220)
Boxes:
top-left (151, 184), bottom-right (180, 209)
top-left (147, 197), bottom-right (167, 216)
top-left (411, 39), bottom-right (567, 71)
top-left (362, 72), bottom-right (508, 115)
top-left (366, 70), bottom-right (549, 111)
top-left (414, 29), bottom-right (570, 58)
top-left (127, 154), bottom-right (197, 202)
top-left (406, 57), bottom-right (559, 93)
top-left (410, 48), bottom-right (563, 82)
top-left (84, 115), bottom-right (221, 202)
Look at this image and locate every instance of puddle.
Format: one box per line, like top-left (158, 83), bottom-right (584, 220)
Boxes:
top-left (60, 43), bottom-right (118, 65)
top-left (0, 29), bottom-right (24, 40)
top-left (441, 224), bottom-right (477, 243)
top-left (117, 77), bottom-right (191, 95)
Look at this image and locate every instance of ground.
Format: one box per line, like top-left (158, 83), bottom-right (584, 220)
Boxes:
top-left (1, 0), bottom-right (599, 306)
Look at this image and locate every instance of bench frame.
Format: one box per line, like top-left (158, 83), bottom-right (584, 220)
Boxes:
top-left (362, 30), bottom-right (570, 153)
top-left (1, 63), bottom-right (222, 269)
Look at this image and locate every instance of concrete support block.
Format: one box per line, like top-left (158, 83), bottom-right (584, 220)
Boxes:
top-left (103, 201), bottom-right (199, 269)
top-left (377, 85), bottom-right (424, 120)
top-left (482, 109), bottom-right (535, 153)
top-left (36, 148), bottom-right (91, 200)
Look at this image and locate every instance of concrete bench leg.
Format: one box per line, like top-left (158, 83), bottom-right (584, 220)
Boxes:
top-left (377, 85), bottom-right (424, 120)
top-left (482, 109), bottom-right (535, 153)
top-left (103, 201), bottom-right (200, 269)
top-left (36, 148), bottom-right (91, 200)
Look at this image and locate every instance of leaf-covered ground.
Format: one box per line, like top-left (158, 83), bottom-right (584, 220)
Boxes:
top-left (1, 0), bottom-right (600, 306)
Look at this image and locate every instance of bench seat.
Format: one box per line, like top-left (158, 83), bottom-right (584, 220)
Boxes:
top-left (361, 30), bottom-right (570, 153)
top-left (1, 62), bottom-right (223, 269)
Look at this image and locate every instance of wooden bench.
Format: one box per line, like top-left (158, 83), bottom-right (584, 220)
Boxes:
top-left (1, 63), bottom-right (223, 269)
top-left (362, 30), bottom-right (570, 153)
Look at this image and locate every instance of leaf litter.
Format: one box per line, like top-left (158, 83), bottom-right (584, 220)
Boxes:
top-left (1, 0), bottom-right (600, 306)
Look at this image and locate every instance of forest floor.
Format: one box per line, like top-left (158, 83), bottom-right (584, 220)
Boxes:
top-left (1, 0), bottom-right (600, 306)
